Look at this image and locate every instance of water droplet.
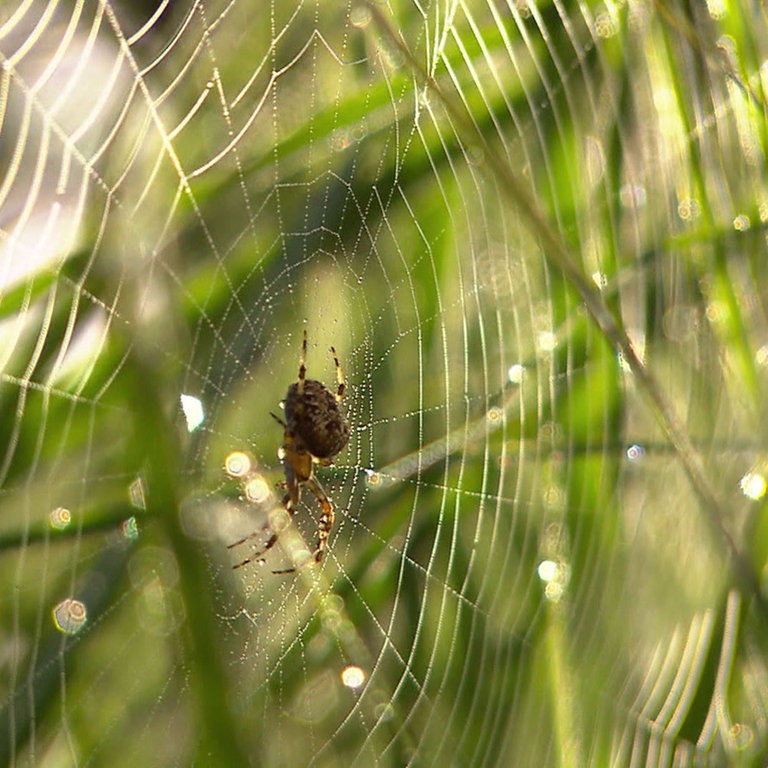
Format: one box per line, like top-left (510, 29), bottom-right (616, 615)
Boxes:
top-left (536, 559), bottom-right (570, 603)
top-left (486, 407), bottom-right (502, 424)
top-left (678, 198), bottom-right (700, 221)
top-left (728, 722), bottom-right (754, 749)
top-left (733, 214), bottom-right (750, 231)
top-left (225, 451), bottom-right (253, 478)
top-left (350, 6), bottom-right (371, 27)
top-left (53, 599), bottom-right (87, 634)
top-left (122, 516), bottom-right (139, 540)
top-left (244, 475), bottom-right (269, 503)
top-left (619, 184), bottom-right (647, 209)
top-left (49, 506), bottom-right (72, 530)
top-left (595, 11), bottom-right (618, 38)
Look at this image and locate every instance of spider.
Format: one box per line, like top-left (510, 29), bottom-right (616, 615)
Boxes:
top-left (228, 330), bottom-right (350, 572)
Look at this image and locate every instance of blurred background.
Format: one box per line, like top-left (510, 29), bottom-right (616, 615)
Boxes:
top-left (2, 1), bottom-right (768, 765)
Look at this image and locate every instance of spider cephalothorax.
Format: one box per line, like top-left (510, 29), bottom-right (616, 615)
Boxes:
top-left (229, 330), bottom-right (349, 572)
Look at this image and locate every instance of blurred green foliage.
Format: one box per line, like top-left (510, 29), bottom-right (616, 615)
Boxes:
top-left (2, 1), bottom-right (768, 766)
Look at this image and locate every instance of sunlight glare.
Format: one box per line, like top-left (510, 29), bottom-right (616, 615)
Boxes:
top-left (537, 331), bottom-right (557, 353)
top-left (507, 363), bottom-right (525, 384)
top-left (740, 472), bottom-right (767, 500)
top-left (341, 665), bottom-right (366, 689)
top-left (537, 559), bottom-right (570, 603)
top-left (180, 394), bottom-right (205, 431)
top-left (129, 476), bottom-right (146, 509)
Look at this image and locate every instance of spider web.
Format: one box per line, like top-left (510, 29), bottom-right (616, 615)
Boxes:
top-left (2, 1), bottom-right (768, 766)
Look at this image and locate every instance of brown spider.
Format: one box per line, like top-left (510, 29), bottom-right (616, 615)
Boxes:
top-left (228, 330), bottom-right (350, 572)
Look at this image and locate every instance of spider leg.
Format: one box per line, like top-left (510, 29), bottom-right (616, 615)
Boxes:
top-left (229, 461), bottom-right (300, 570)
top-left (228, 526), bottom-right (271, 551)
top-left (228, 518), bottom-right (281, 570)
top-left (297, 329), bottom-right (308, 396)
top-left (329, 345), bottom-right (345, 401)
top-left (229, 492), bottom-right (299, 570)
top-left (272, 475), bottom-right (335, 574)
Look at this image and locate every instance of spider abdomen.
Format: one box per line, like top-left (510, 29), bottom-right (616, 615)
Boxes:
top-left (285, 379), bottom-right (350, 460)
